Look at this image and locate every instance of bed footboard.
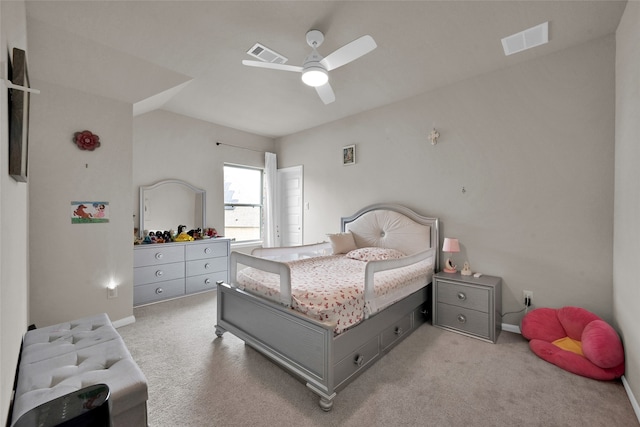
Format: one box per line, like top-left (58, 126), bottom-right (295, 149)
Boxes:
top-left (215, 281), bottom-right (430, 411)
top-left (215, 282), bottom-right (337, 405)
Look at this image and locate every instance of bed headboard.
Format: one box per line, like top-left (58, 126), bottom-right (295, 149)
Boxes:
top-left (341, 204), bottom-right (439, 265)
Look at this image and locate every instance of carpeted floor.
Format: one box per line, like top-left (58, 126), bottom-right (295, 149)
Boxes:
top-left (118, 291), bottom-right (639, 426)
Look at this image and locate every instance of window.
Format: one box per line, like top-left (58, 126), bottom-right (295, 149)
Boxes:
top-left (224, 165), bottom-right (263, 242)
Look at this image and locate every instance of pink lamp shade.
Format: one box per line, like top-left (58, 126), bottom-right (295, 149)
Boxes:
top-left (442, 238), bottom-right (460, 253)
top-left (442, 238), bottom-right (460, 273)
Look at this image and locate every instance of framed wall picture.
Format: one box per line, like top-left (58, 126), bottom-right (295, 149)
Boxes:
top-left (8, 48), bottom-right (31, 183)
top-left (71, 202), bottom-right (110, 224)
top-left (343, 144), bottom-right (356, 166)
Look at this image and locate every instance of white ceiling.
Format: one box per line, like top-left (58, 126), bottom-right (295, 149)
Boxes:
top-left (25, 1), bottom-right (626, 139)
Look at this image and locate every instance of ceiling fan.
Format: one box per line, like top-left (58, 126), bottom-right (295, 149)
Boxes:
top-left (242, 30), bottom-right (377, 105)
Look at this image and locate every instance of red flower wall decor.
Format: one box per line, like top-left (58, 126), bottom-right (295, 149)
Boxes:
top-left (74, 130), bottom-right (101, 151)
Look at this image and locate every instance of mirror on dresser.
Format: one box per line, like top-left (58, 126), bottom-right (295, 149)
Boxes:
top-left (138, 179), bottom-right (206, 238)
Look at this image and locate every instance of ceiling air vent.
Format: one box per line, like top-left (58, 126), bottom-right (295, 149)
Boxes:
top-left (247, 43), bottom-right (288, 64)
top-left (501, 22), bottom-right (549, 56)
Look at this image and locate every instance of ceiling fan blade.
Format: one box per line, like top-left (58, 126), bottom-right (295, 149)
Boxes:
top-left (242, 60), bottom-right (303, 73)
top-left (321, 35), bottom-right (377, 71)
top-left (315, 82), bottom-right (336, 104)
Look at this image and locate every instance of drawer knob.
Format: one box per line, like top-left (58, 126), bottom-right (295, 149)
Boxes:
top-left (205, 278), bottom-right (211, 285)
top-left (155, 252), bottom-right (163, 260)
top-left (204, 263), bottom-right (211, 269)
top-left (156, 287), bottom-right (163, 295)
top-left (354, 354), bottom-right (364, 367)
top-left (204, 247), bottom-right (212, 254)
top-left (457, 292), bottom-right (467, 301)
top-left (395, 326), bottom-right (404, 336)
top-left (156, 270), bottom-right (164, 277)
top-left (457, 314), bottom-right (467, 324)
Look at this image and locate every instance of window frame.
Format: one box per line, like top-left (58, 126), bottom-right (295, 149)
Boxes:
top-left (223, 163), bottom-right (264, 244)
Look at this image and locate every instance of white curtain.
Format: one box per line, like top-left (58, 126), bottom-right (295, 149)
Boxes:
top-left (263, 152), bottom-right (278, 247)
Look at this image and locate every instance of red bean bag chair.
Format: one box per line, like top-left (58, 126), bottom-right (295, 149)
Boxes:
top-left (521, 306), bottom-right (625, 380)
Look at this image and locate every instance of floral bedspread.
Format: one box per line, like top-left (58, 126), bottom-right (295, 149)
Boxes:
top-left (236, 255), bottom-right (430, 334)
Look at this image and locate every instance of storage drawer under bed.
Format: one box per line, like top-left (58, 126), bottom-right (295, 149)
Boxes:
top-left (334, 335), bottom-right (380, 388)
top-left (381, 312), bottom-right (414, 351)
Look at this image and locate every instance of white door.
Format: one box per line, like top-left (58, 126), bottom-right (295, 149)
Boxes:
top-left (277, 166), bottom-right (303, 247)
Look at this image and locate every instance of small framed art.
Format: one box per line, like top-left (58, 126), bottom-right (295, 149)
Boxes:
top-left (71, 202), bottom-right (110, 224)
top-left (343, 144), bottom-right (355, 166)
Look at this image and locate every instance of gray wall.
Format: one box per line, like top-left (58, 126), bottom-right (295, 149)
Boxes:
top-left (28, 79), bottom-right (134, 328)
top-left (133, 110), bottom-right (275, 239)
top-left (277, 35), bottom-right (616, 326)
top-left (0, 1), bottom-right (29, 423)
top-left (614, 1), bottom-right (640, 413)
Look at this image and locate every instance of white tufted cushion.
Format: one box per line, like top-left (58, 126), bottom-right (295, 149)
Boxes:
top-left (12, 314), bottom-right (148, 427)
top-left (20, 313), bottom-right (121, 364)
top-left (345, 210), bottom-right (431, 255)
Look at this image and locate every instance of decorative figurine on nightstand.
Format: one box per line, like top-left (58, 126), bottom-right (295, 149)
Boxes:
top-left (442, 237), bottom-right (460, 273)
top-left (461, 261), bottom-right (473, 276)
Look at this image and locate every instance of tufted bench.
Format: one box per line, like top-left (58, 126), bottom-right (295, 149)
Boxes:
top-left (10, 313), bottom-right (148, 426)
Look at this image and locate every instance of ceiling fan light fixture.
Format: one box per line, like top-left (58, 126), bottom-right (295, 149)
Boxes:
top-left (301, 66), bottom-right (328, 87)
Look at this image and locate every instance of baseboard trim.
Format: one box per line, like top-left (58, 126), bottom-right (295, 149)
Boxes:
top-left (112, 315), bottom-right (136, 328)
top-left (622, 375), bottom-right (640, 424)
top-left (502, 322), bottom-right (521, 334)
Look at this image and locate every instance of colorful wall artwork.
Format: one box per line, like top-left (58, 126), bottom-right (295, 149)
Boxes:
top-left (71, 201), bottom-right (109, 224)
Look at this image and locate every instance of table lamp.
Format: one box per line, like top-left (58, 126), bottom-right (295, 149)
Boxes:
top-left (442, 238), bottom-right (460, 273)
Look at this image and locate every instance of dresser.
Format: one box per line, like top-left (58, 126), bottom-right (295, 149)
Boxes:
top-left (432, 271), bottom-right (502, 343)
top-left (133, 239), bottom-right (230, 306)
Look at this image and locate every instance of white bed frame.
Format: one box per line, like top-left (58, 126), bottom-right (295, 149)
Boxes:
top-left (215, 204), bottom-right (439, 410)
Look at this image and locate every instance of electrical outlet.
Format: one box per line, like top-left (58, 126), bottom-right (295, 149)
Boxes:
top-left (523, 290), bottom-right (533, 307)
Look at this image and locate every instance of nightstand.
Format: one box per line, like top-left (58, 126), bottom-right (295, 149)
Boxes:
top-left (432, 271), bottom-right (502, 343)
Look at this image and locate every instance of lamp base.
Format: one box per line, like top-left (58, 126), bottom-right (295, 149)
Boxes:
top-left (443, 257), bottom-right (457, 273)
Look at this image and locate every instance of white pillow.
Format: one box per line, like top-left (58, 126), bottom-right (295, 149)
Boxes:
top-left (327, 232), bottom-right (358, 254)
top-left (346, 247), bottom-right (405, 262)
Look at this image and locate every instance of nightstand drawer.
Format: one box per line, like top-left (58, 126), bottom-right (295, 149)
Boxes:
top-left (432, 272), bottom-right (502, 343)
top-left (436, 281), bottom-right (489, 313)
top-left (436, 302), bottom-right (490, 338)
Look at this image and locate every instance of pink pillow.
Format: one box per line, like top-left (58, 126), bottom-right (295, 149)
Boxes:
top-left (521, 308), bottom-right (566, 342)
top-left (557, 306), bottom-right (601, 340)
top-left (582, 320), bottom-right (624, 369)
top-left (346, 247), bottom-right (405, 261)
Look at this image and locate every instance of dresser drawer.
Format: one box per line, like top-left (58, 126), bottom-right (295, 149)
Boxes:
top-left (186, 241), bottom-right (228, 261)
top-left (186, 271), bottom-right (227, 294)
top-left (134, 262), bottom-right (184, 286)
top-left (334, 335), bottom-right (380, 388)
top-left (436, 302), bottom-right (490, 339)
top-left (436, 281), bottom-right (489, 313)
top-left (381, 313), bottom-right (413, 351)
top-left (134, 278), bottom-right (185, 306)
top-left (186, 257), bottom-right (228, 277)
top-left (134, 245), bottom-right (184, 267)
